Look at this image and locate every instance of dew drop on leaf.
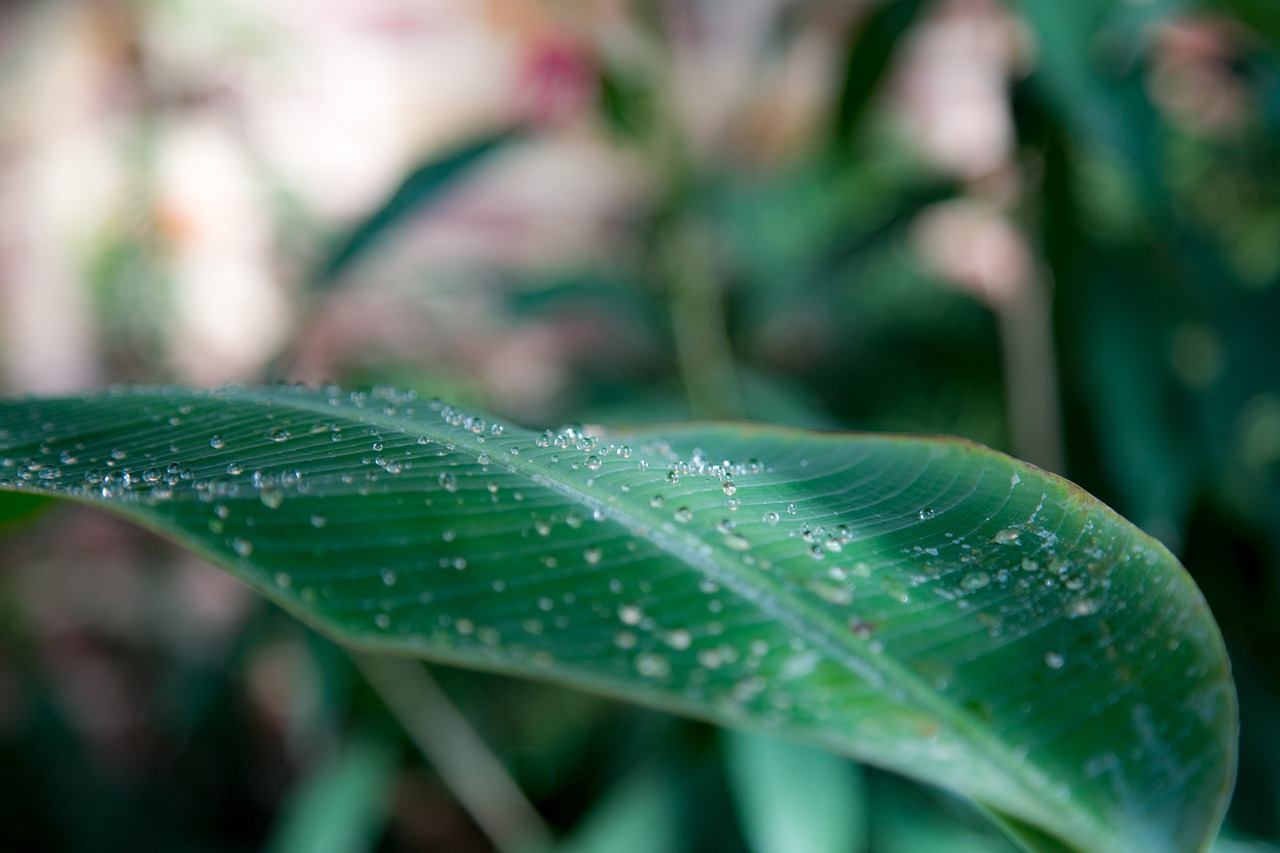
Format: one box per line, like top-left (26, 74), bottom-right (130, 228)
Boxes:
top-left (663, 629), bottom-right (692, 650)
top-left (635, 653), bottom-right (671, 679)
top-left (994, 529), bottom-right (1020, 545)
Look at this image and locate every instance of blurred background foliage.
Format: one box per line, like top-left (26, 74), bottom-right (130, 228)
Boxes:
top-left (1, 0), bottom-right (1278, 850)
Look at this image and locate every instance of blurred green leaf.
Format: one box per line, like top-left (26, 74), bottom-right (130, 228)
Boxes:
top-left (265, 728), bottom-right (398, 853)
top-left (723, 730), bottom-right (866, 853)
top-left (314, 128), bottom-right (522, 287)
top-left (833, 0), bottom-right (928, 145)
top-left (554, 768), bottom-right (679, 853)
top-left (0, 385), bottom-right (1236, 852)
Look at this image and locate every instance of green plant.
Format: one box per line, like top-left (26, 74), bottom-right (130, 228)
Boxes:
top-left (0, 384), bottom-right (1236, 853)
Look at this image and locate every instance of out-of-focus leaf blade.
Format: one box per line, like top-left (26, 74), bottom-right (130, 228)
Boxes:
top-left (724, 729), bottom-right (867, 853)
top-left (265, 729), bottom-right (397, 853)
top-left (833, 0), bottom-right (928, 145)
top-left (0, 386), bottom-right (1236, 853)
top-left (314, 128), bottom-right (520, 287)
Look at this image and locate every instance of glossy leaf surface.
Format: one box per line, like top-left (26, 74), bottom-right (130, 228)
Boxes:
top-left (0, 386), bottom-right (1236, 852)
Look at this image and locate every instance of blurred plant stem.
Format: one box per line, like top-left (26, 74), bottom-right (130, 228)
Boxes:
top-left (996, 274), bottom-right (1064, 474)
top-left (662, 214), bottom-right (744, 420)
top-left (353, 653), bottom-right (552, 853)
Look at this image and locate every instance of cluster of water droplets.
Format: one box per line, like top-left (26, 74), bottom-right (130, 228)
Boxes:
top-left (0, 384), bottom-right (1138, 692)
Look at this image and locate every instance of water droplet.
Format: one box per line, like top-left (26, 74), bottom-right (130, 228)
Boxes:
top-left (993, 529), bottom-right (1020, 545)
top-left (663, 629), bottom-right (692, 650)
top-left (260, 487), bottom-right (284, 509)
top-left (583, 547), bottom-right (603, 564)
top-left (673, 507), bottom-right (692, 523)
top-left (534, 517), bottom-right (552, 536)
top-left (919, 507), bottom-right (936, 521)
top-left (266, 427), bottom-right (290, 443)
top-left (209, 436), bottom-right (225, 450)
top-left (724, 532), bottom-right (751, 551)
top-left (310, 514), bottom-right (327, 528)
top-left (809, 545), bottom-right (825, 560)
top-left (786, 503), bottom-right (797, 515)
top-left (1044, 652), bottom-right (1065, 670)
top-left (438, 472), bottom-right (458, 492)
top-left (274, 572), bottom-right (291, 588)
top-left (635, 653), bottom-right (671, 679)
top-left (649, 494), bottom-right (665, 509)
top-left (807, 579), bottom-right (852, 605)
top-left (762, 510), bottom-right (780, 525)
top-left (721, 479), bottom-right (737, 496)
top-left (535, 431), bottom-right (551, 447)
top-left (381, 570), bottom-right (397, 586)
top-left (585, 455), bottom-right (601, 471)
top-left (960, 571), bottom-right (991, 590)
top-left (375, 613), bottom-right (391, 629)
top-left (617, 445), bottom-right (631, 458)
top-left (1068, 598), bottom-right (1099, 618)
top-left (232, 537), bottom-right (253, 557)
top-left (566, 512), bottom-right (584, 529)
top-left (618, 604), bottom-right (643, 625)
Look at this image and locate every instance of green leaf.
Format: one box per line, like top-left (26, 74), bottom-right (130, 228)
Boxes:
top-left (265, 728), bottom-right (398, 853)
top-left (312, 128), bottom-right (521, 287)
top-left (723, 729), bottom-right (867, 853)
top-left (0, 385), bottom-right (1236, 853)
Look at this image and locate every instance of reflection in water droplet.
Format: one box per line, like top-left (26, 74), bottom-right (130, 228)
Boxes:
top-left (232, 538), bottom-right (253, 557)
top-left (1044, 652), bottom-right (1065, 670)
top-left (919, 507), bottom-right (936, 520)
top-left (438, 472), bottom-right (458, 492)
top-left (674, 507), bottom-right (692, 523)
top-left (762, 510), bottom-right (780, 525)
top-left (267, 427), bottom-right (290, 443)
top-left (209, 436), bottom-right (225, 450)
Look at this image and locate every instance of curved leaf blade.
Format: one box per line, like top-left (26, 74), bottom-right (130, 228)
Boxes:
top-left (0, 386), bottom-right (1235, 852)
